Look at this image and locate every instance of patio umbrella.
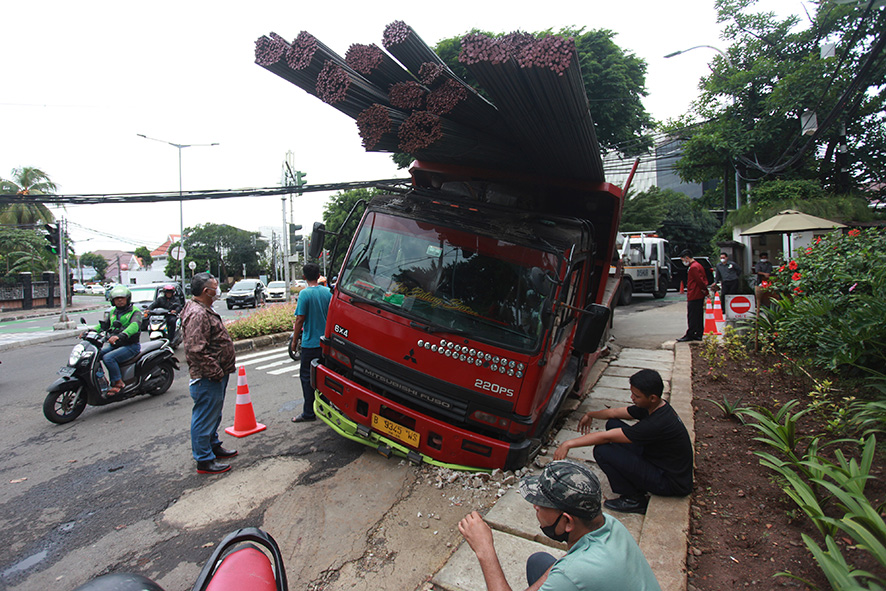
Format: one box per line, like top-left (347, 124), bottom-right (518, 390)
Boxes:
top-left (740, 209), bottom-right (846, 236)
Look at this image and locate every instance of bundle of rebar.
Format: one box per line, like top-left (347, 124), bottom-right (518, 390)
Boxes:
top-left (356, 104), bottom-right (408, 151)
top-left (389, 81), bottom-right (427, 110)
top-left (459, 32), bottom-right (604, 181)
top-left (345, 43), bottom-right (415, 89)
top-left (315, 61), bottom-right (394, 119)
top-left (255, 23), bottom-right (607, 183)
top-left (382, 21), bottom-right (447, 77)
top-left (255, 34), bottom-right (319, 97)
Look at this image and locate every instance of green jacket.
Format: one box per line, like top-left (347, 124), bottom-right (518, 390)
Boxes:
top-left (94, 306), bottom-right (142, 346)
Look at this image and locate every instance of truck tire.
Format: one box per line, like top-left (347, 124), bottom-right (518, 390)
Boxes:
top-left (652, 279), bottom-right (668, 299)
top-left (618, 278), bottom-right (633, 306)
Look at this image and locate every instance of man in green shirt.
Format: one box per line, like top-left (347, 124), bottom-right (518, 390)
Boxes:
top-left (458, 460), bottom-right (661, 590)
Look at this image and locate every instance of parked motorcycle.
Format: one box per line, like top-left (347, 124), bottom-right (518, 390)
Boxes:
top-left (72, 527), bottom-right (288, 591)
top-left (146, 307), bottom-right (182, 349)
top-left (44, 320), bottom-right (179, 424)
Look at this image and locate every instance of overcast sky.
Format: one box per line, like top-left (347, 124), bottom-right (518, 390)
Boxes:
top-left (1, 0), bottom-right (800, 253)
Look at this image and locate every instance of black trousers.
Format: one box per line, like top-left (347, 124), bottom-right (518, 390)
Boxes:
top-left (593, 419), bottom-right (678, 497)
top-left (686, 298), bottom-right (704, 339)
top-left (720, 279), bottom-right (739, 315)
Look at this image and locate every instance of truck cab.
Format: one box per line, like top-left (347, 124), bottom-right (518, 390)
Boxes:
top-left (615, 232), bottom-right (673, 305)
top-left (310, 163), bottom-right (622, 471)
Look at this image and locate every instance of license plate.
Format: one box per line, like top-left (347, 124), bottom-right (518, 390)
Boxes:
top-left (372, 414), bottom-right (420, 447)
top-left (58, 366), bottom-right (75, 377)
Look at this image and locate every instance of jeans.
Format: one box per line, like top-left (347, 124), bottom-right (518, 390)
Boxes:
top-left (299, 347), bottom-right (322, 418)
top-left (189, 375), bottom-right (230, 462)
top-left (99, 342), bottom-right (140, 383)
top-left (593, 419), bottom-right (676, 497)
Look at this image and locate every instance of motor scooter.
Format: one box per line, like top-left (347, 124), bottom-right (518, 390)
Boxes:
top-left (146, 307), bottom-right (182, 349)
top-left (72, 527), bottom-right (288, 591)
top-left (43, 319), bottom-right (179, 424)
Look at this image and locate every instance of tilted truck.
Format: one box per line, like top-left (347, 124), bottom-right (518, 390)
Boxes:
top-left (308, 161), bottom-right (627, 471)
top-left (614, 231), bottom-right (673, 305)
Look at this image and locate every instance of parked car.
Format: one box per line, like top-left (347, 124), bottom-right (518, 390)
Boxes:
top-left (669, 256), bottom-right (715, 291)
top-left (72, 283), bottom-right (86, 294)
top-left (226, 279), bottom-right (266, 309)
top-left (265, 281), bottom-right (287, 302)
top-left (86, 284), bottom-right (105, 295)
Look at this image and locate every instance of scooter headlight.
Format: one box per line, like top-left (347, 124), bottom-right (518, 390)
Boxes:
top-left (68, 344), bottom-right (86, 366)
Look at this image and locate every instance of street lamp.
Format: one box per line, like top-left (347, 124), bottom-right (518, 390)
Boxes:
top-left (664, 45), bottom-right (741, 212)
top-left (137, 134), bottom-right (219, 294)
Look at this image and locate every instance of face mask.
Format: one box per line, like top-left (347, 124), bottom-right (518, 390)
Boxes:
top-left (760, 257), bottom-right (767, 262)
top-left (540, 513), bottom-right (570, 543)
top-left (205, 286), bottom-right (221, 301)
top-left (682, 259), bottom-right (690, 267)
top-left (720, 258), bottom-right (727, 264)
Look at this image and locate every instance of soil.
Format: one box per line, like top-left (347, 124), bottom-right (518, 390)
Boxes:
top-left (688, 344), bottom-right (886, 590)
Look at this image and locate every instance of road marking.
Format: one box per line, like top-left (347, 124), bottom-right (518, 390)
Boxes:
top-left (269, 364), bottom-right (301, 376)
top-left (256, 359), bottom-right (294, 370)
top-left (238, 351), bottom-right (291, 367)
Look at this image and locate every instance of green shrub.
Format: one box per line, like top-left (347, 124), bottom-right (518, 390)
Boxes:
top-left (760, 229), bottom-right (886, 380)
top-left (226, 302), bottom-right (296, 341)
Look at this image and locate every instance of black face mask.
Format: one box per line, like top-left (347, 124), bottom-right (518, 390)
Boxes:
top-left (540, 513), bottom-right (570, 543)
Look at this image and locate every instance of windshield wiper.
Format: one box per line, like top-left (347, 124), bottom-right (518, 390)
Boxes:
top-left (409, 320), bottom-right (471, 338)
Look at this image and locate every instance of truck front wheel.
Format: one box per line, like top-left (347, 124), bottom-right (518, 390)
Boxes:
top-left (652, 279), bottom-right (668, 299)
top-left (618, 278), bottom-right (633, 306)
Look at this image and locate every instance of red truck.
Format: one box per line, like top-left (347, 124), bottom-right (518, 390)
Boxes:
top-left (308, 160), bottom-right (625, 471)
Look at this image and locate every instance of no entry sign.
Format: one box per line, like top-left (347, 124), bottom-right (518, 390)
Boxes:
top-left (726, 294), bottom-right (756, 320)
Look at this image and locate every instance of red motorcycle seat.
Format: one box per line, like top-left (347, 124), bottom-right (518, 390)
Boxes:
top-left (205, 547), bottom-right (278, 591)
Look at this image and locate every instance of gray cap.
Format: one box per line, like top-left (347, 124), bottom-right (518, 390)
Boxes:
top-left (518, 460), bottom-right (602, 520)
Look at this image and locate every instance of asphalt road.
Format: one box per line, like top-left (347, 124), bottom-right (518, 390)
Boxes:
top-left (0, 337), bottom-right (364, 590)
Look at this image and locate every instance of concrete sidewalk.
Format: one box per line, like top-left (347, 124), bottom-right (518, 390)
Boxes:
top-left (432, 342), bottom-right (693, 591)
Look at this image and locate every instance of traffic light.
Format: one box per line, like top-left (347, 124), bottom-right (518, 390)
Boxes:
top-left (44, 224), bottom-right (59, 255)
top-left (289, 223), bottom-right (303, 255)
top-left (295, 170), bottom-right (307, 194)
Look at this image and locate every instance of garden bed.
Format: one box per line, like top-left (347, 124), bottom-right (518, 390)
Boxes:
top-left (688, 341), bottom-right (885, 589)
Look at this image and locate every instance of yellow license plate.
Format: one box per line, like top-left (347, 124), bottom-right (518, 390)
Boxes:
top-left (372, 414), bottom-right (420, 447)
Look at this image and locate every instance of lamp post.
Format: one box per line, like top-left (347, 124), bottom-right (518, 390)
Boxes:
top-left (664, 45), bottom-right (741, 213)
top-left (137, 134), bottom-right (218, 294)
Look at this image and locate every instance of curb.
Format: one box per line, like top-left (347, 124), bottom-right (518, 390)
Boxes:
top-left (233, 332), bottom-right (291, 354)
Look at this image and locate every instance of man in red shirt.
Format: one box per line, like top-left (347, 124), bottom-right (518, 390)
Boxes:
top-left (677, 249), bottom-right (707, 342)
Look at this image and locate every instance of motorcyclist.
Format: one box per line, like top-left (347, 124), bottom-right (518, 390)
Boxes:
top-left (92, 285), bottom-right (142, 396)
top-left (149, 284), bottom-right (183, 341)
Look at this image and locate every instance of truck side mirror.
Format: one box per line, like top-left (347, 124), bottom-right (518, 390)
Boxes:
top-left (573, 304), bottom-right (610, 354)
top-left (309, 222), bottom-right (325, 259)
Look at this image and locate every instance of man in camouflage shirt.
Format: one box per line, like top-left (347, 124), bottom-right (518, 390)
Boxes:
top-left (181, 273), bottom-right (238, 474)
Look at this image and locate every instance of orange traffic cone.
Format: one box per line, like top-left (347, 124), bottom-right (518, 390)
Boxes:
top-left (712, 293), bottom-right (726, 333)
top-left (679, 281), bottom-right (684, 294)
top-left (225, 366), bottom-right (267, 438)
top-left (703, 297), bottom-right (722, 336)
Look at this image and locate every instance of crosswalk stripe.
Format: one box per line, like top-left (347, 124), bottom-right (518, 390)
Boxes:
top-left (256, 359), bottom-right (294, 370)
top-left (237, 346), bottom-right (288, 362)
top-left (238, 351), bottom-right (291, 367)
top-left (269, 364), bottom-right (301, 376)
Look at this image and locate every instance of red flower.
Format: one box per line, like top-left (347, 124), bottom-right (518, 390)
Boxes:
top-left (793, 287), bottom-right (803, 294)
top-left (806, 247), bottom-right (813, 254)
top-left (761, 280), bottom-right (770, 288)
top-left (849, 229), bottom-right (860, 237)
top-left (778, 265), bottom-right (785, 272)
top-left (792, 272), bottom-right (802, 281)
top-left (815, 236), bottom-right (822, 244)
top-left (788, 260), bottom-right (798, 271)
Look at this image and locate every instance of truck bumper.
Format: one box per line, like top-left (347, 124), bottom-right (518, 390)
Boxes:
top-left (314, 363), bottom-right (532, 472)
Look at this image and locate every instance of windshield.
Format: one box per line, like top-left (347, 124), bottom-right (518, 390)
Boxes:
top-left (268, 282), bottom-right (285, 288)
top-left (338, 211), bottom-right (559, 351)
top-left (130, 288), bottom-right (157, 304)
top-left (232, 281), bottom-right (258, 291)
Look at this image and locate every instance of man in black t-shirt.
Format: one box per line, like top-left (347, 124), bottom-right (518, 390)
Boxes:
top-left (553, 369), bottom-right (693, 514)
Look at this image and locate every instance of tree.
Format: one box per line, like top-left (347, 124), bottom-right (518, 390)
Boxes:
top-left (620, 187), bottom-right (720, 256)
top-left (0, 227), bottom-right (55, 277)
top-left (0, 167), bottom-right (58, 225)
top-left (668, 0), bottom-right (886, 208)
top-left (134, 246), bottom-right (153, 269)
top-left (80, 252), bottom-right (109, 281)
top-left (388, 28), bottom-right (654, 168)
top-left (321, 187), bottom-right (380, 273)
top-left (164, 224), bottom-right (267, 281)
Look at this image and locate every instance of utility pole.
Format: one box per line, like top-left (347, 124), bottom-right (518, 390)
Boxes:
top-left (59, 219), bottom-right (68, 323)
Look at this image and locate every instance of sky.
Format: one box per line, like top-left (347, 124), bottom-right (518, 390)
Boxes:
top-left (1, 0), bottom-right (801, 254)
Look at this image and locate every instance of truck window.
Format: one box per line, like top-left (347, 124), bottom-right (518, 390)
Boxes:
top-left (339, 211), bottom-right (559, 352)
